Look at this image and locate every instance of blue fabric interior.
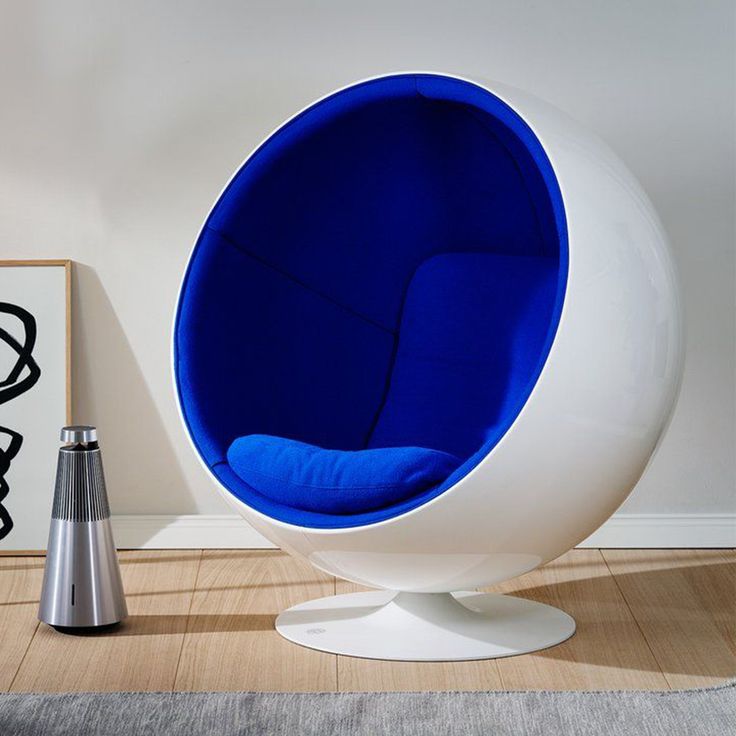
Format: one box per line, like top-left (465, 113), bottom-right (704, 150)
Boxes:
top-left (174, 73), bottom-right (568, 529)
top-left (228, 435), bottom-right (462, 515)
top-left (368, 253), bottom-right (559, 459)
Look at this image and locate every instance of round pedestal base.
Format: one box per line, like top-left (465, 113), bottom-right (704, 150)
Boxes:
top-left (276, 590), bottom-right (576, 661)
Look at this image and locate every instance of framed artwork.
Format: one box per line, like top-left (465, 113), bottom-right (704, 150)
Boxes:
top-left (0, 260), bottom-right (71, 551)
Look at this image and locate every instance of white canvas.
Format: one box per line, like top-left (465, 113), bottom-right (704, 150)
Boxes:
top-left (0, 264), bottom-right (68, 550)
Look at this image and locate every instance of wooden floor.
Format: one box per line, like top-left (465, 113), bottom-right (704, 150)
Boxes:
top-left (1, 549), bottom-right (733, 692)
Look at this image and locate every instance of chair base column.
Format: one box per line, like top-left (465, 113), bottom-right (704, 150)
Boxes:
top-left (275, 589), bottom-right (575, 661)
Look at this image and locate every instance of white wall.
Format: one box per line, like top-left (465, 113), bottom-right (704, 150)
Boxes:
top-left (1, 2), bottom-right (733, 540)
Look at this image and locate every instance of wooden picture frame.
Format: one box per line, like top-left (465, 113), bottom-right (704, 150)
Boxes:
top-left (0, 260), bottom-right (72, 550)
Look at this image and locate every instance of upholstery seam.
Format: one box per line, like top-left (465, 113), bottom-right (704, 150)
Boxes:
top-left (414, 82), bottom-right (550, 257)
top-left (461, 105), bottom-right (550, 253)
top-left (362, 248), bottom-right (437, 448)
top-left (207, 226), bottom-right (396, 336)
top-left (362, 334), bottom-right (399, 447)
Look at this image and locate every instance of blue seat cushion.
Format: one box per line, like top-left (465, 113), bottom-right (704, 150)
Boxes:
top-left (227, 434), bottom-right (461, 514)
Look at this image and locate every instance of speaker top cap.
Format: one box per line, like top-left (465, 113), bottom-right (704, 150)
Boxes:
top-left (60, 425), bottom-right (97, 444)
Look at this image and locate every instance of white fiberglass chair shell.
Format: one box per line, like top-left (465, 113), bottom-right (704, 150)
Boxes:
top-left (173, 73), bottom-right (682, 660)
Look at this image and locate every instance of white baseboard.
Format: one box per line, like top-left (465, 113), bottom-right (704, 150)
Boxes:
top-left (111, 514), bottom-right (275, 549)
top-left (578, 513), bottom-right (735, 548)
top-left (111, 513), bottom-right (736, 550)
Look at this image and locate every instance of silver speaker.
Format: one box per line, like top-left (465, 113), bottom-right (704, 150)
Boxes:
top-left (38, 426), bottom-right (127, 631)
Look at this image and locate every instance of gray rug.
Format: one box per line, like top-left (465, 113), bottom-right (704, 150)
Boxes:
top-left (0, 683), bottom-right (733, 736)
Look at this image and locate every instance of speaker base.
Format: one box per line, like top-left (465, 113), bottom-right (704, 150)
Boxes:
top-left (51, 622), bottom-right (121, 636)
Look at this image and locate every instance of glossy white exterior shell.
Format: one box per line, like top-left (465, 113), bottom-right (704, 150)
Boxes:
top-left (174, 74), bottom-right (683, 594)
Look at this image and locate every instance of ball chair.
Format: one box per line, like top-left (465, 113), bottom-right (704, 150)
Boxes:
top-left (173, 73), bottom-right (682, 661)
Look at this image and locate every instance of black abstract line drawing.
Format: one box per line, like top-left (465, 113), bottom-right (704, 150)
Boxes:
top-left (0, 428), bottom-right (23, 540)
top-left (0, 302), bottom-right (41, 541)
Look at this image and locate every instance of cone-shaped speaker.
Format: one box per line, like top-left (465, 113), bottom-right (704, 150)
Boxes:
top-left (38, 426), bottom-right (127, 631)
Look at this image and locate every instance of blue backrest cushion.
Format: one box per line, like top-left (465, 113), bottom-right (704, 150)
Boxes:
top-left (369, 252), bottom-right (558, 458)
top-left (227, 435), bottom-right (461, 514)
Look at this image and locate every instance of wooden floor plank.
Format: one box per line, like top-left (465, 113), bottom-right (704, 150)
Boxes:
top-left (602, 549), bottom-right (736, 689)
top-left (2, 549), bottom-right (733, 692)
top-left (11, 550), bottom-right (201, 692)
top-left (662, 550), bottom-right (735, 658)
top-left (336, 581), bottom-right (504, 692)
top-left (493, 549), bottom-right (669, 690)
top-left (174, 550), bottom-right (336, 692)
top-left (0, 556), bottom-right (45, 691)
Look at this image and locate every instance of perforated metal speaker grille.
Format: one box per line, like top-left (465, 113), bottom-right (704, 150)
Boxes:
top-left (51, 449), bottom-right (111, 521)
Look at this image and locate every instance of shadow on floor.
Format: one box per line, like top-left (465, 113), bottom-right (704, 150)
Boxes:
top-left (92, 613), bottom-right (275, 636)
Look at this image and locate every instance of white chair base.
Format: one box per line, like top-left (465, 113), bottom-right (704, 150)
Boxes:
top-left (275, 589), bottom-right (576, 661)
